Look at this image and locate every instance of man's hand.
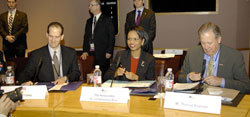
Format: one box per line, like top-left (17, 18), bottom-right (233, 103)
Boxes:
top-left (203, 76), bottom-right (222, 86)
top-left (21, 81), bottom-right (34, 86)
top-left (6, 35), bottom-right (15, 43)
top-left (125, 71), bottom-right (138, 81)
top-left (0, 95), bottom-right (15, 116)
top-left (105, 53), bottom-right (111, 59)
top-left (81, 52), bottom-right (88, 60)
top-left (114, 67), bottom-right (126, 77)
top-left (52, 77), bottom-right (67, 85)
top-left (188, 72), bottom-right (202, 81)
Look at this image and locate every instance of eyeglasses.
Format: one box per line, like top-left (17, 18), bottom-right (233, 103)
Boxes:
top-left (127, 38), bottom-right (142, 41)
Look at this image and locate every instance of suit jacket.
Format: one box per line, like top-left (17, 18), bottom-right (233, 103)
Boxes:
top-left (83, 13), bottom-right (115, 63)
top-left (178, 44), bottom-right (250, 93)
top-left (18, 45), bottom-right (80, 84)
top-left (125, 8), bottom-right (156, 52)
top-left (104, 50), bottom-right (155, 81)
top-left (0, 10), bottom-right (28, 50)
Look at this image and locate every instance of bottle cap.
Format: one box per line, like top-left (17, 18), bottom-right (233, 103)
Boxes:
top-left (95, 65), bottom-right (100, 69)
top-left (167, 68), bottom-right (172, 72)
top-left (7, 66), bottom-right (12, 70)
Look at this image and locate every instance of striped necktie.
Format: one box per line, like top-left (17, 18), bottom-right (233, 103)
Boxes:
top-left (206, 56), bottom-right (214, 76)
top-left (8, 13), bottom-right (13, 35)
top-left (53, 51), bottom-right (60, 80)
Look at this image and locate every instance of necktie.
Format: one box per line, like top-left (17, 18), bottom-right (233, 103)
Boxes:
top-left (206, 56), bottom-right (214, 76)
top-left (8, 13), bottom-right (13, 35)
top-left (136, 10), bottom-right (141, 26)
top-left (53, 51), bottom-right (60, 80)
top-left (92, 16), bottom-right (96, 35)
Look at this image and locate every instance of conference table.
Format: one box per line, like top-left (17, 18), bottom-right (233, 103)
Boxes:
top-left (13, 84), bottom-right (250, 117)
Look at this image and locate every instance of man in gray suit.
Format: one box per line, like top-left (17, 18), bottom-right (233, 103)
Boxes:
top-left (178, 22), bottom-right (250, 93)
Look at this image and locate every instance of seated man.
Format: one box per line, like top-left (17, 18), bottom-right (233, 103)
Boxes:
top-left (178, 22), bottom-right (250, 94)
top-left (104, 26), bottom-right (155, 81)
top-left (19, 22), bottom-right (80, 85)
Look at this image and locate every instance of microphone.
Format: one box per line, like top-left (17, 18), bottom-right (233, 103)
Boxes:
top-left (110, 56), bottom-right (120, 87)
top-left (33, 57), bottom-right (43, 84)
top-left (196, 59), bottom-right (206, 94)
top-left (201, 59), bottom-right (206, 80)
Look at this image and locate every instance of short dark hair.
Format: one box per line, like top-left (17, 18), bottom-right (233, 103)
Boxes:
top-left (7, 0), bottom-right (17, 2)
top-left (198, 22), bottom-right (221, 39)
top-left (128, 26), bottom-right (149, 46)
top-left (47, 22), bottom-right (64, 35)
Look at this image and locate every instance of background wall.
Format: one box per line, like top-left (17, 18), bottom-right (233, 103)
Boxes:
top-left (0, 0), bottom-right (249, 50)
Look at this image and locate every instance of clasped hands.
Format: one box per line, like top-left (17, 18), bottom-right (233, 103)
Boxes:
top-left (6, 35), bottom-right (15, 43)
top-left (188, 72), bottom-right (222, 86)
top-left (21, 77), bottom-right (67, 86)
top-left (114, 67), bottom-right (138, 81)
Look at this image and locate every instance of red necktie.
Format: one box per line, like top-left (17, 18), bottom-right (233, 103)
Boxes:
top-left (136, 10), bottom-right (141, 26)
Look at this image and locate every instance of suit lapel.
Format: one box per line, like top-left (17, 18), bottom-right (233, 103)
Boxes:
top-left (121, 51), bottom-right (131, 72)
top-left (131, 10), bottom-right (136, 25)
top-left (136, 51), bottom-right (146, 79)
top-left (61, 46), bottom-right (67, 76)
top-left (94, 14), bottom-right (103, 31)
top-left (139, 9), bottom-right (147, 24)
top-left (217, 45), bottom-right (224, 77)
top-left (44, 46), bottom-right (54, 79)
top-left (196, 47), bottom-right (205, 73)
top-left (12, 10), bottom-right (19, 27)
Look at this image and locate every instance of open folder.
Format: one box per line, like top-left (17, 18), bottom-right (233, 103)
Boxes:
top-left (36, 81), bottom-right (83, 91)
top-left (102, 80), bottom-right (155, 88)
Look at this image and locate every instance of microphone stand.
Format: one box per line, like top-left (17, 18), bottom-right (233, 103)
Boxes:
top-left (33, 57), bottom-right (43, 85)
top-left (110, 56), bottom-right (120, 87)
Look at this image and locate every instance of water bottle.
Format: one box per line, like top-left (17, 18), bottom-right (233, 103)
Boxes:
top-left (93, 65), bottom-right (102, 87)
top-left (165, 68), bottom-right (174, 91)
top-left (6, 66), bottom-right (15, 85)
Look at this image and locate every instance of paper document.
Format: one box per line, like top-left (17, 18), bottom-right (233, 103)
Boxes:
top-left (173, 82), bottom-right (199, 91)
top-left (201, 86), bottom-right (240, 102)
top-left (153, 54), bottom-right (175, 58)
top-left (102, 80), bottom-right (155, 88)
top-left (48, 83), bottom-right (68, 91)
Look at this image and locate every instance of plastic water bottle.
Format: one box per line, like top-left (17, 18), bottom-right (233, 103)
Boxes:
top-left (93, 65), bottom-right (102, 87)
top-left (6, 66), bottom-right (15, 85)
top-left (165, 68), bottom-right (174, 91)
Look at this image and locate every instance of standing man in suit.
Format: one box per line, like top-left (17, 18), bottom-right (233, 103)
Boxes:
top-left (81, 0), bottom-right (115, 78)
top-left (125, 0), bottom-right (156, 54)
top-left (19, 22), bottom-right (80, 85)
top-left (178, 22), bottom-right (250, 93)
top-left (0, 0), bottom-right (28, 61)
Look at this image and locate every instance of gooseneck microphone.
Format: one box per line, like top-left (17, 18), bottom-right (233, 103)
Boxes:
top-left (33, 57), bottom-right (43, 84)
top-left (110, 56), bottom-right (120, 87)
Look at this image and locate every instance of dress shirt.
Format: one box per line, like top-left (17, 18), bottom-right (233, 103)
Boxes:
top-left (135, 7), bottom-right (144, 21)
top-left (8, 9), bottom-right (16, 23)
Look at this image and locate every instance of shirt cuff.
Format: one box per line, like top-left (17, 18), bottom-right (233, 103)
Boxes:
top-left (186, 74), bottom-right (193, 83)
top-left (0, 114), bottom-right (7, 117)
top-left (220, 78), bottom-right (225, 88)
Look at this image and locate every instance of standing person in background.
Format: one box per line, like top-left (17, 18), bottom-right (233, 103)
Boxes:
top-left (81, 0), bottom-right (115, 79)
top-left (0, 0), bottom-right (28, 61)
top-left (125, 0), bottom-right (156, 54)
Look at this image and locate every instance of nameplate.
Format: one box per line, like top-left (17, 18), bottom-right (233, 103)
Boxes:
top-left (164, 92), bottom-right (221, 114)
top-left (22, 85), bottom-right (48, 99)
top-left (165, 49), bottom-right (183, 55)
top-left (80, 87), bottom-right (130, 103)
top-left (1, 85), bottom-right (48, 99)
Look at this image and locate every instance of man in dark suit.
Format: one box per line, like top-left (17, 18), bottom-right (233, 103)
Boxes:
top-left (19, 22), bottom-right (80, 85)
top-left (81, 0), bottom-right (115, 78)
top-left (125, 0), bottom-right (156, 54)
top-left (178, 22), bottom-right (250, 93)
top-left (0, 0), bottom-right (28, 61)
